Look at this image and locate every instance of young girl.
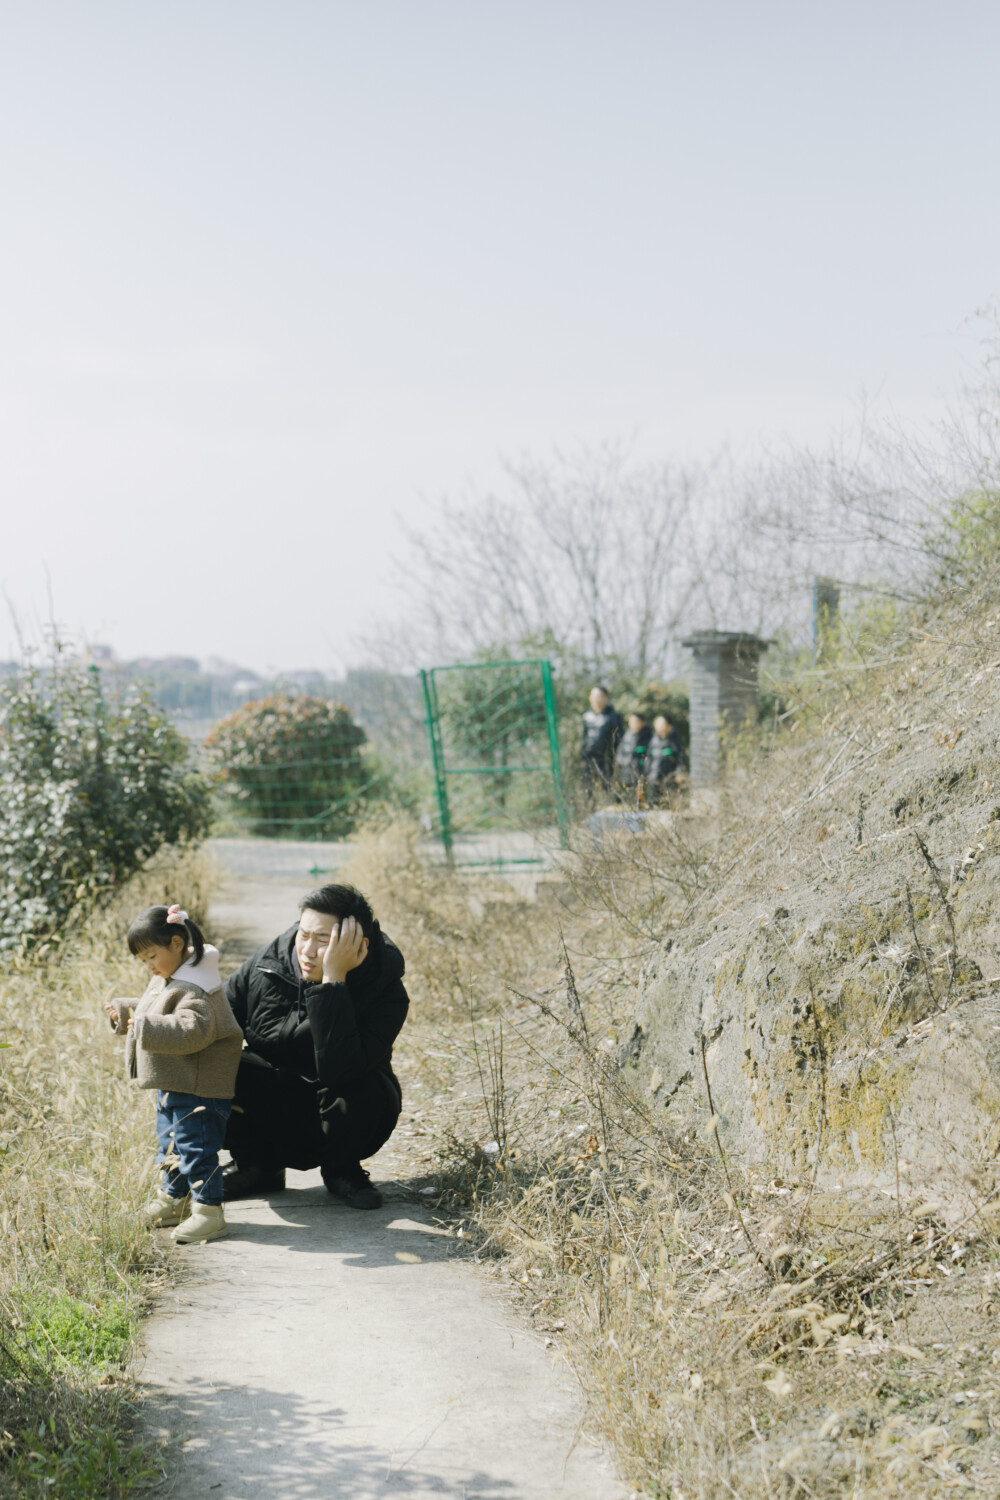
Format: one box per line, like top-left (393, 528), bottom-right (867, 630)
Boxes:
top-left (105, 904), bottom-right (243, 1244)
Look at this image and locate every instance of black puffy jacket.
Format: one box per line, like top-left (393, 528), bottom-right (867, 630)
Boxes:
top-left (223, 921), bottom-right (409, 1098)
top-left (581, 704), bottom-right (624, 770)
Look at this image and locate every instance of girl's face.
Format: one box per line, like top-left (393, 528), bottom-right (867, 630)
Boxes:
top-left (135, 933), bottom-right (188, 979)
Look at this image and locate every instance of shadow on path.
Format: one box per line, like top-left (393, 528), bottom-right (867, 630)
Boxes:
top-left (140, 1173), bottom-right (625, 1499)
top-left (228, 1192), bottom-right (458, 1269)
top-left (144, 1375), bottom-right (519, 1499)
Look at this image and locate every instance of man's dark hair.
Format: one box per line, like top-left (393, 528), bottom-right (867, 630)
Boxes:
top-left (593, 684), bottom-right (610, 696)
top-left (298, 883), bottom-right (375, 940)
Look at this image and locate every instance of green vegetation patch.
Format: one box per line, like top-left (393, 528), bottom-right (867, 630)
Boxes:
top-left (22, 1290), bottom-right (135, 1376)
top-left (3, 1406), bottom-right (155, 1500)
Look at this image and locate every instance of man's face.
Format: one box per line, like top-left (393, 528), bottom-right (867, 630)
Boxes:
top-left (589, 688), bottom-right (608, 713)
top-left (654, 716), bottom-right (671, 738)
top-left (295, 907), bottom-right (337, 983)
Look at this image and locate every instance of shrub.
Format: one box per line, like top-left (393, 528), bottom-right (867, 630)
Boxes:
top-left (205, 693), bottom-right (368, 837)
top-left (0, 660), bottom-right (211, 951)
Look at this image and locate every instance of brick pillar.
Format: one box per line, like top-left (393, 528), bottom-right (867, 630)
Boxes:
top-left (681, 632), bottom-right (770, 786)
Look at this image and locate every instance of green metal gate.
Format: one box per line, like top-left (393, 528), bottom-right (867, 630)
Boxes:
top-left (419, 658), bottom-right (567, 866)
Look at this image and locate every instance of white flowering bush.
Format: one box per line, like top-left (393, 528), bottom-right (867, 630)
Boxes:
top-left (0, 659), bottom-right (211, 950)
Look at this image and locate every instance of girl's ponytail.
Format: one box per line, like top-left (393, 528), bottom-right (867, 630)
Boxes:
top-left (127, 904), bottom-right (206, 964)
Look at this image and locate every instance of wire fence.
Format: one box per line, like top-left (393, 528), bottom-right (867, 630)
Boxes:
top-left (420, 658), bottom-right (567, 866)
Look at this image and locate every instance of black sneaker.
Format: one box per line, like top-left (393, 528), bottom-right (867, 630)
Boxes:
top-left (222, 1163), bottom-right (286, 1201)
top-left (322, 1163), bottom-right (382, 1209)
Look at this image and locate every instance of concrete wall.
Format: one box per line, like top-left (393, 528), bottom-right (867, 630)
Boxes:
top-left (681, 632), bottom-right (769, 785)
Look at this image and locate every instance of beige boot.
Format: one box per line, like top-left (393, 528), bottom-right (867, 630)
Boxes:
top-left (171, 1202), bottom-right (228, 1244)
top-left (143, 1189), bottom-right (190, 1228)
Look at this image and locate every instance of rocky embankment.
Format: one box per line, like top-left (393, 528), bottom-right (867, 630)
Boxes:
top-left (625, 602), bottom-right (1000, 1220)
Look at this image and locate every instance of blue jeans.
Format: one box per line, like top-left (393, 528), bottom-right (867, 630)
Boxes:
top-left (155, 1091), bottom-right (232, 1206)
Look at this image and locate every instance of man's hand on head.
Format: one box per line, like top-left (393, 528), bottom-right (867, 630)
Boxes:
top-left (321, 917), bottom-right (369, 985)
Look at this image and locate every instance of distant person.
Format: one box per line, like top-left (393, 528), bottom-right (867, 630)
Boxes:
top-left (221, 883), bottom-right (408, 1210)
top-left (105, 904), bottom-right (243, 1245)
top-left (615, 711), bottom-right (653, 791)
top-left (580, 685), bottom-right (624, 800)
top-left (646, 713), bottom-right (686, 801)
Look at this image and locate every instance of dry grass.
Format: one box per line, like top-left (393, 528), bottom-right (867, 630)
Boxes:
top-left (344, 813), bottom-right (548, 1017)
top-left (0, 845), bottom-right (217, 1499)
top-left (347, 581), bottom-right (1000, 1498)
top-left (443, 990), bottom-right (1000, 1498)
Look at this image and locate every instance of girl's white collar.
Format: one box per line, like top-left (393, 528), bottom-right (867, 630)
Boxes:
top-left (172, 944), bottom-right (221, 992)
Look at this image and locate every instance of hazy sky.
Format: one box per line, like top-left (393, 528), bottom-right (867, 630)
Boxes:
top-left (2, 2), bottom-right (997, 672)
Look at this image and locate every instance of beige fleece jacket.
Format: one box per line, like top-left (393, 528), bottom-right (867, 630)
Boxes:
top-left (109, 947), bottom-right (243, 1099)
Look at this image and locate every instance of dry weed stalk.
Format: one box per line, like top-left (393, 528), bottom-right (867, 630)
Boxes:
top-left (441, 984), bottom-right (1000, 1497)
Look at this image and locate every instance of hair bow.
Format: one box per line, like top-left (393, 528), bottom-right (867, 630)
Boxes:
top-left (166, 905), bottom-right (190, 925)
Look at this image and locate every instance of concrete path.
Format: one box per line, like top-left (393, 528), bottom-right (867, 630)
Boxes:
top-left (204, 838), bottom-right (351, 967)
top-left (138, 840), bottom-right (627, 1499)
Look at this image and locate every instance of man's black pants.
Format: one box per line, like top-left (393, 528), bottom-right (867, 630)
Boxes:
top-left (224, 1051), bottom-right (402, 1174)
top-left (582, 758), bottom-right (614, 805)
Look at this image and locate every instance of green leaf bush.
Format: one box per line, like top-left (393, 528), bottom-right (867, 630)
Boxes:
top-left (0, 660), bottom-right (210, 950)
top-left (205, 693), bottom-right (368, 837)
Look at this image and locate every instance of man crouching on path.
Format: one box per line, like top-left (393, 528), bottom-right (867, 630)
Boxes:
top-left (221, 883), bottom-right (408, 1210)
